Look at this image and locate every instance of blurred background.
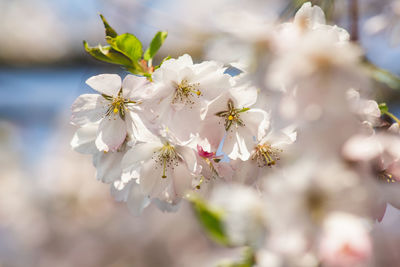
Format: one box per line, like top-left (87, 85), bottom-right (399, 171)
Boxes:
top-left (0, 0), bottom-right (400, 266)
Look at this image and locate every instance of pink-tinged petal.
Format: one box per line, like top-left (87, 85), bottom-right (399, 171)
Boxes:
top-left (95, 116), bottom-right (127, 152)
top-left (122, 75), bottom-right (153, 100)
top-left (70, 124), bottom-right (98, 154)
top-left (71, 94), bottom-right (107, 126)
top-left (86, 74), bottom-right (121, 96)
top-left (93, 150), bottom-right (125, 183)
top-left (197, 145), bottom-right (215, 159)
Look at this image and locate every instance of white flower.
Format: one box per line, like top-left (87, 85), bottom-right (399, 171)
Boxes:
top-left (318, 212), bottom-right (372, 267)
top-left (201, 79), bottom-right (270, 160)
top-left (71, 74), bottom-right (154, 152)
top-left (111, 178), bottom-right (151, 216)
top-left (121, 132), bottom-right (200, 205)
top-left (346, 88), bottom-right (381, 125)
top-left (70, 123), bottom-right (127, 183)
top-left (149, 54), bottom-right (232, 142)
top-left (209, 184), bottom-right (266, 248)
top-left (191, 139), bottom-right (234, 195)
top-left (273, 2), bottom-right (349, 54)
top-left (231, 126), bottom-right (296, 184)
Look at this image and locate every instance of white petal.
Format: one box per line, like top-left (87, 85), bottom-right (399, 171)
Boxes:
top-left (230, 83), bottom-right (258, 108)
top-left (121, 142), bottom-right (161, 170)
top-left (177, 145), bottom-right (198, 173)
top-left (241, 109), bottom-right (270, 141)
top-left (126, 182), bottom-right (151, 215)
top-left (343, 135), bottom-right (382, 161)
top-left (294, 2), bottom-right (326, 27)
top-left (152, 198), bottom-right (181, 212)
top-left (70, 124), bottom-right (98, 154)
top-left (95, 116), bottom-right (127, 152)
top-left (227, 131), bottom-right (251, 160)
top-left (140, 159), bottom-right (165, 196)
top-left (86, 74), bottom-right (121, 96)
top-left (93, 150), bottom-right (125, 183)
top-left (71, 94), bottom-right (107, 126)
top-left (126, 111), bottom-right (159, 144)
top-left (171, 163), bottom-right (195, 198)
top-left (122, 75), bottom-right (153, 99)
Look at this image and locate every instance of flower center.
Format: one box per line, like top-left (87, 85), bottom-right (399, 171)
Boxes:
top-left (102, 91), bottom-right (138, 120)
top-left (215, 99), bottom-right (249, 131)
top-left (172, 79), bottom-right (201, 105)
top-left (153, 143), bottom-right (180, 179)
top-left (378, 171), bottom-right (396, 183)
top-left (251, 143), bottom-right (282, 167)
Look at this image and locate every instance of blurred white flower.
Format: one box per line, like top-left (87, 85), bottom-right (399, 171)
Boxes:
top-left (210, 184), bottom-right (266, 248)
top-left (319, 212), bottom-right (372, 267)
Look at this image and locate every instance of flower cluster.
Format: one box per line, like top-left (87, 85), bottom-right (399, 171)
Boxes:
top-left (71, 50), bottom-right (284, 213)
top-left (71, 2), bottom-right (400, 266)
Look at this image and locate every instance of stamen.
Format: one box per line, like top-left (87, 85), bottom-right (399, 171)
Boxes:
top-left (215, 99), bottom-right (249, 131)
top-left (378, 171), bottom-right (396, 183)
top-left (102, 90), bottom-right (139, 120)
top-left (252, 143), bottom-right (282, 167)
top-left (172, 79), bottom-right (201, 105)
top-left (153, 143), bottom-right (180, 179)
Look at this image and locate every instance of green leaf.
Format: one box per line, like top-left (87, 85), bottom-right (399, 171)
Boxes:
top-left (143, 31), bottom-right (168, 60)
top-left (154, 56), bottom-right (171, 70)
top-left (379, 102), bottom-right (388, 113)
top-left (83, 41), bottom-right (132, 66)
top-left (83, 41), bottom-right (115, 64)
top-left (107, 33), bottom-right (143, 62)
top-left (189, 195), bottom-right (230, 246)
top-left (99, 14), bottom-right (117, 38)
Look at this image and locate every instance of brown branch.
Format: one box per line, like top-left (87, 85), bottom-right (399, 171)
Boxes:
top-left (350, 0), bottom-right (359, 41)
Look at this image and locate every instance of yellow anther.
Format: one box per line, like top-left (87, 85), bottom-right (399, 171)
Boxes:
top-left (228, 115), bottom-right (234, 121)
top-left (196, 91), bottom-right (201, 96)
top-left (113, 107), bottom-right (119, 114)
